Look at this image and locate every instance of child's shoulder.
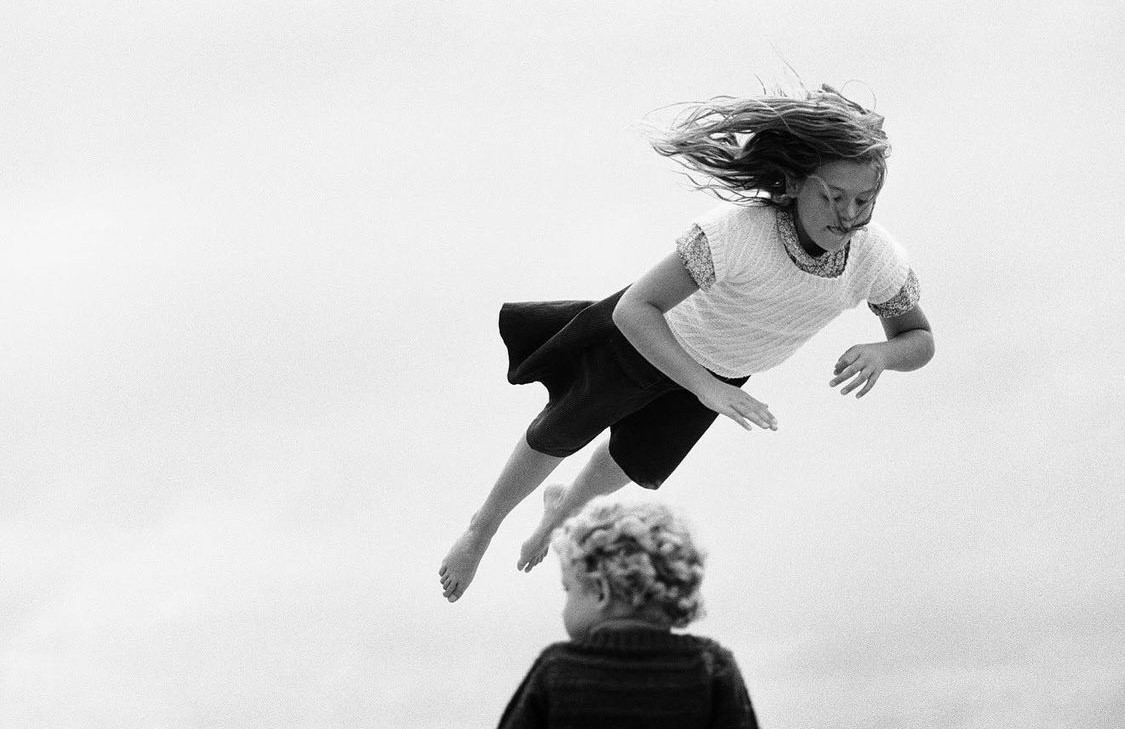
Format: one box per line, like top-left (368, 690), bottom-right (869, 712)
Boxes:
top-left (519, 641), bottom-right (574, 677)
top-left (679, 633), bottom-right (742, 674)
top-left (680, 632), bottom-right (735, 655)
top-left (537, 640), bottom-right (573, 660)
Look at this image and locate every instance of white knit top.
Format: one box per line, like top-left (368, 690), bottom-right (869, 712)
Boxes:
top-left (665, 203), bottom-right (918, 378)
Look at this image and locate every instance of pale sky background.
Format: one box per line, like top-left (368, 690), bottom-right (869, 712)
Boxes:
top-left (1, 2), bottom-right (1122, 728)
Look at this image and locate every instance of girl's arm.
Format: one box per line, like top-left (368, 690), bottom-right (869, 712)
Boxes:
top-left (613, 253), bottom-right (778, 431)
top-left (830, 305), bottom-right (935, 397)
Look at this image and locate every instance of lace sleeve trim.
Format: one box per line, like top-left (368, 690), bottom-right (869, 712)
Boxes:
top-left (676, 224), bottom-right (716, 290)
top-left (868, 268), bottom-right (920, 318)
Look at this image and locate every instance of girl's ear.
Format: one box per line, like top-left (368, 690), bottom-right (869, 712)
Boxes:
top-left (784, 174), bottom-right (803, 199)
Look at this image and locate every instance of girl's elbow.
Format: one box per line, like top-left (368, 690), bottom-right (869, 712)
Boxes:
top-left (612, 295), bottom-right (660, 339)
top-left (611, 299), bottom-right (628, 330)
top-left (892, 328), bottom-right (934, 371)
top-left (611, 295), bottom-right (639, 330)
top-left (917, 330), bottom-right (936, 367)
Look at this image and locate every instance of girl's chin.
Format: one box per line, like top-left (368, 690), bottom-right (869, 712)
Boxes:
top-left (815, 238), bottom-right (847, 252)
top-left (818, 231), bottom-right (851, 250)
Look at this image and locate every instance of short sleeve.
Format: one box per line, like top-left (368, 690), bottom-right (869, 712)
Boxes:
top-left (868, 268), bottom-right (920, 318)
top-left (676, 224), bottom-right (716, 290)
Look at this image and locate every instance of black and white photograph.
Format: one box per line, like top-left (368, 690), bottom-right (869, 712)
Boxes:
top-left (2, 2), bottom-right (1121, 727)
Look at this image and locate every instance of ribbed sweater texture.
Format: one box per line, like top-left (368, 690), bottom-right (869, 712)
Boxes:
top-left (497, 629), bottom-right (758, 729)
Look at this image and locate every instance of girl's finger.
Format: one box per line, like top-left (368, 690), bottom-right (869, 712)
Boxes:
top-left (834, 351), bottom-right (858, 372)
top-left (840, 370), bottom-right (867, 395)
top-left (855, 371), bottom-right (880, 398)
top-left (740, 396), bottom-right (770, 418)
top-left (743, 405), bottom-right (775, 431)
top-left (830, 364), bottom-right (859, 387)
top-left (726, 409), bottom-right (752, 431)
top-left (732, 403), bottom-right (766, 431)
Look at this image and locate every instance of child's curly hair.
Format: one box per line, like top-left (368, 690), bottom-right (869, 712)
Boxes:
top-left (552, 498), bottom-right (706, 629)
top-left (651, 84), bottom-right (889, 206)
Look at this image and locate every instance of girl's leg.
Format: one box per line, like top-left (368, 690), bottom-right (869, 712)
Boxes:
top-left (517, 438), bottom-right (631, 571)
top-left (439, 434), bottom-right (563, 602)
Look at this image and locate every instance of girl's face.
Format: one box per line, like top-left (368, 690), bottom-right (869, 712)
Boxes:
top-left (788, 160), bottom-right (881, 254)
top-left (561, 565), bottom-right (607, 640)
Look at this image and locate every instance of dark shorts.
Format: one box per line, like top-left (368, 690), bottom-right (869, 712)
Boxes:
top-left (500, 288), bottom-right (748, 489)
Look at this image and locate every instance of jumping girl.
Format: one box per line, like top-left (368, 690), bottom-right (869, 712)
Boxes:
top-left (439, 84), bottom-right (935, 602)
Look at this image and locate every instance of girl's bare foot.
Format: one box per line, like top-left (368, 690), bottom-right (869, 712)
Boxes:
top-left (439, 528), bottom-right (492, 602)
top-left (517, 483), bottom-right (566, 572)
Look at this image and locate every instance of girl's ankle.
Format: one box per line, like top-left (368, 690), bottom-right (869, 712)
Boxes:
top-left (467, 514), bottom-right (500, 537)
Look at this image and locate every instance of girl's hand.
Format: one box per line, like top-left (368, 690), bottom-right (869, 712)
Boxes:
top-left (831, 343), bottom-right (889, 398)
top-left (696, 381), bottom-right (778, 431)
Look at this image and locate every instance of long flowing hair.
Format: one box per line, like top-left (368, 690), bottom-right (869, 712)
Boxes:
top-left (650, 84), bottom-right (890, 208)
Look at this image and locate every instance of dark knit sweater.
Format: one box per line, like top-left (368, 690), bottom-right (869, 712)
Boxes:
top-left (497, 629), bottom-right (758, 729)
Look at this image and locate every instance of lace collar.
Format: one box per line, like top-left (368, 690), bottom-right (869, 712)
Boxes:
top-left (776, 209), bottom-right (849, 279)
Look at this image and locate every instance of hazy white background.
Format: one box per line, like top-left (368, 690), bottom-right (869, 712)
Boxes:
top-left (2, 2), bottom-right (1122, 727)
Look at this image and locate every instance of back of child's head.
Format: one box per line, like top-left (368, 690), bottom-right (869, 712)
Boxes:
top-left (651, 83), bottom-right (890, 205)
top-left (551, 497), bottom-right (706, 629)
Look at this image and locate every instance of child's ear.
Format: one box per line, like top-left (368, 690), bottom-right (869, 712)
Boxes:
top-left (594, 575), bottom-right (612, 609)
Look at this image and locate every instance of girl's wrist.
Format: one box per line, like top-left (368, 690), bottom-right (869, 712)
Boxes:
top-left (687, 372), bottom-right (723, 398)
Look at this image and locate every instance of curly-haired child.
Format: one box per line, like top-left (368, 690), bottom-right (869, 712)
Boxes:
top-left (440, 83), bottom-right (935, 602)
top-left (497, 497), bottom-right (759, 729)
